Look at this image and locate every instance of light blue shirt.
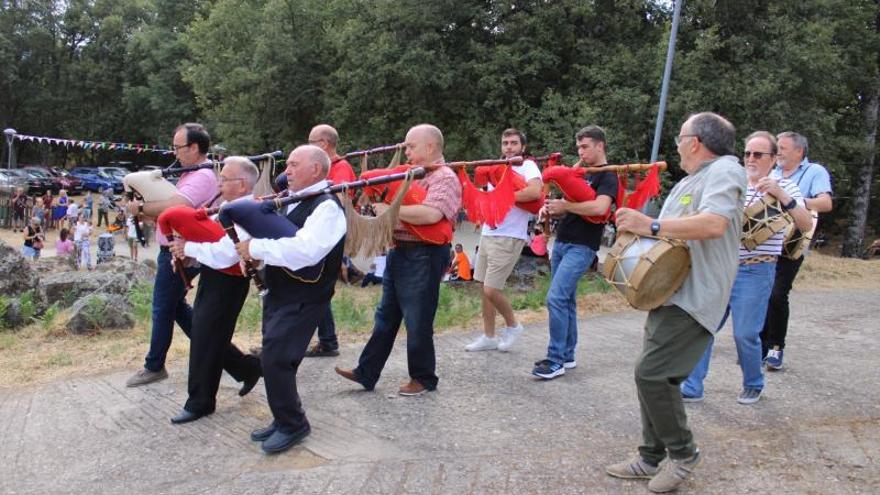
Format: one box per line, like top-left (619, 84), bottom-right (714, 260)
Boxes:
top-left (770, 158), bottom-right (832, 199)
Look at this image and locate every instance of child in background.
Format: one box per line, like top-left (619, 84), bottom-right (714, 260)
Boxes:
top-left (126, 213), bottom-right (139, 261)
top-left (83, 193), bottom-right (93, 222)
top-left (56, 227), bottom-right (75, 259)
top-left (74, 215), bottom-right (93, 270)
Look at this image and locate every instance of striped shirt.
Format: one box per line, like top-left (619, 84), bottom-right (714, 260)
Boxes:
top-left (739, 178), bottom-right (805, 259)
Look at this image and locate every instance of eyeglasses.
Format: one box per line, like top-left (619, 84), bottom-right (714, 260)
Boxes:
top-left (171, 143), bottom-right (191, 151)
top-left (743, 151), bottom-right (775, 159)
top-left (674, 134), bottom-right (699, 146)
top-left (219, 177), bottom-right (245, 184)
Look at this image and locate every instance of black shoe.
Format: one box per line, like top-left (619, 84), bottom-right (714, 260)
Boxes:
top-left (305, 342), bottom-right (340, 358)
top-left (238, 374), bottom-right (260, 397)
top-left (170, 409), bottom-right (211, 425)
top-left (261, 424), bottom-right (311, 454)
top-left (250, 423), bottom-right (277, 442)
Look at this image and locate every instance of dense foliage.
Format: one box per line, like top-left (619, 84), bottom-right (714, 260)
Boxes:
top-left (2, 0), bottom-right (877, 253)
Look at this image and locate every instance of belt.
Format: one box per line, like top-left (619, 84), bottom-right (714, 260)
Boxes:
top-left (160, 246), bottom-right (170, 252)
top-left (740, 254), bottom-right (778, 265)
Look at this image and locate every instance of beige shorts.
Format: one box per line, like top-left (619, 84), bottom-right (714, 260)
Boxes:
top-left (474, 235), bottom-right (526, 289)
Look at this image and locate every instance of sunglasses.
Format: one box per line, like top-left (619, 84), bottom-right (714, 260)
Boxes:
top-left (743, 151), bottom-right (775, 159)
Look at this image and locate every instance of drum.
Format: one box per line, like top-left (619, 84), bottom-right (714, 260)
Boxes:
top-left (741, 195), bottom-right (792, 252)
top-left (123, 170), bottom-right (179, 202)
top-left (602, 231), bottom-right (691, 310)
top-left (781, 209), bottom-right (818, 259)
top-left (96, 233), bottom-right (115, 264)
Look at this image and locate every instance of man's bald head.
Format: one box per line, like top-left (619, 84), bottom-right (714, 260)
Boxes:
top-left (309, 124), bottom-right (339, 155)
top-left (285, 144), bottom-right (330, 191)
top-left (404, 124), bottom-right (445, 166)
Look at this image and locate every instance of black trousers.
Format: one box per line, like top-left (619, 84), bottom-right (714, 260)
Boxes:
top-left (184, 268), bottom-right (261, 414)
top-left (761, 255), bottom-right (805, 354)
top-left (261, 294), bottom-right (326, 434)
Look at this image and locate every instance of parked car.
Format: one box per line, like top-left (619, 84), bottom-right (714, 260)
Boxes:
top-left (0, 170), bottom-right (30, 197)
top-left (98, 166), bottom-right (128, 181)
top-left (7, 169), bottom-right (53, 195)
top-left (22, 167), bottom-right (61, 194)
top-left (69, 167), bottom-right (119, 193)
top-left (48, 167), bottom-right (84, 194)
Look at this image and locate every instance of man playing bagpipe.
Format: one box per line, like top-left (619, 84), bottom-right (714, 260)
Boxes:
top-left (465, 128), bottom-right (542, 352)
top-left (335, 124), bottom-right (462, 396)
top-left (162, 157), bottom-right (264, 424)
top-left (234, 145), bottom-right (347, 454)
top-left (126, 123), bottom-right (219, 387)
top-left (532, 125), bottom-right (619, 380)
top-left (303, 124), bottom-right (357, 358)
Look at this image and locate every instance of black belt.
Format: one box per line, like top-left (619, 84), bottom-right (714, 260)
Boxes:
top-left (394, 240), bottom-right (435, 250)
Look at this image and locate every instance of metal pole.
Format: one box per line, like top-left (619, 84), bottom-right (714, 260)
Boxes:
top-left (3, 128), bottom-right (15, 169)
top-left (650, 0), bottom-right (683, 163)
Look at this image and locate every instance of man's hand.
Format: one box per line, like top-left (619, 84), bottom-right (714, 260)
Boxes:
top-left (169, 236), bottom-right (186, 259)
top-left (756, 177), bottom-right (788, 203)
top-left (615, 207), bottom-right (653, 236)
top-left (126, 199), bottom-right (141, 216)
top-left (235, 239), bottom-right (252, 262)
top-left (544, 199), bottom-right (568, 218)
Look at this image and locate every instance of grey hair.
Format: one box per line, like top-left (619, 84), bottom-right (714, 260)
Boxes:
top-left (744, 131), bottom-right (778, 155)
top-left (296, 144), bottom-right (331, 177)
top-left (223, 156), bottom-right (259, 187)
top-left (687, 112), bottom-right (736, 156)
top-left (776, 131), bottom-right (808, 158)
top-left (312, 125), bottom-right (339, 147)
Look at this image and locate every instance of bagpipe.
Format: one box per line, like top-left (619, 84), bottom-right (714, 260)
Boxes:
top-left (192, 167), bottom-right (426, 296)
top-left (156, 202), bottom-right (235, 290)
top-left (124, 151), bottom-right (284, 247)
top-left (272, 143), bottom-right (403, 193)
top-left (541, 161), bottom-right (666, 225)
top-left (455, 154), bottom-right (563, 228)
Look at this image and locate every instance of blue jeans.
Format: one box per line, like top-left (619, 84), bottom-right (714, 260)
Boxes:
top-left (355, 243), bottom-right (449, 390)
top-left (144, 248), bottom-right (200, 372)
top-left (681, 261), bottom-right (775, 396)
top-left (545, 242), bottom-right (596, 365)
top-left (316, 306), bottom-right (338, 349)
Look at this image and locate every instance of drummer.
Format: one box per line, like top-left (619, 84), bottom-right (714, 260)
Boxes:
top-left (605, 112), bottom-right (745, 493)
top-left (680, 131), bottom-right (813, 406)
top-left (533, 125), bottom-right (618, 379)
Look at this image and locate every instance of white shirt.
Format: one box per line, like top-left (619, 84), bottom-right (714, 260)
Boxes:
top-left (126, 216), bottom-right (138, 239)
top-left (183, 194), bottom-right (254, 270)
top-left (74, 222), bottom-right (91, 242)
top-left (481, 159), bottom-right (542, 241)
top-left (67, 203), bottom-right (79, 218)
top-left (248, 181), bottom-right (347, 272)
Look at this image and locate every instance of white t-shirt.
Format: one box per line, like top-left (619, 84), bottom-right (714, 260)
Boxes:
top-left (74, 222), bottom-right (91, 242)
top-left (126, 216), bottom-right (138, 239)
top-left (480, 159), bottom-right (542, 241)
top-left (67, 203), bottom-right (79, 218)
top-left (373, 255), bottom-right (387, 278)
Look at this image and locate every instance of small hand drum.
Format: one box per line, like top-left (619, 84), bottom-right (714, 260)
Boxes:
top-left (781, 209), bottom-right (818, 259)
top-left (742, 195), bottom-right (792, 251)
top-left (602, 231), bottom-right (691, 310)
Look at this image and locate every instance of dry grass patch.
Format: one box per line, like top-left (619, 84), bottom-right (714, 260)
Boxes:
top-left (796, 253), bottom-right (880, 289)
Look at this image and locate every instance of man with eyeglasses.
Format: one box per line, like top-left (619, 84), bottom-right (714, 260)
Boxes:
top-left (302, 124), bottom-right (357, 358)
top-left (166, 157), bottom-right (264, 424)
top-left (606, 112), bottom-right (745, 493)
top-left (126, 123), bottom-right (221, 387)
top-left (761, 132), bottom-right (833, 370)
top-left (680, 131), bottom-right (813, 408)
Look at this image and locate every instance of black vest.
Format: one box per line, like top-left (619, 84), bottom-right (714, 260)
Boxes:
top-left (263, 193), bottom-right (345, 304)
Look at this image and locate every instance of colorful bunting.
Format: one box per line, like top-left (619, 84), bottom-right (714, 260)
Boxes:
top-left (10, 132), bottom-right (173, 154)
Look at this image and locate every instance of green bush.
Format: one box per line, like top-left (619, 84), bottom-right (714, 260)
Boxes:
top-left (129, 281), bottom-right (153, 323)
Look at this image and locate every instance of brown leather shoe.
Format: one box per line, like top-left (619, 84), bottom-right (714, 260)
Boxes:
top-left (335, 367), bottom-right (360, 383)
top-left (398, 379), bottom-right (428, 396)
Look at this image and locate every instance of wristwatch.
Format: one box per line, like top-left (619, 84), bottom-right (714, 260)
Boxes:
top-left (650, 220), bottom-right (661, 236)
top-left (781, 198), bottom-right (797, 211)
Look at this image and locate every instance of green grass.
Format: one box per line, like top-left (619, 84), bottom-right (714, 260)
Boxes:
top-left (507, 272), bottom-right (614, 311)
top-left (129, 281), bottom-right (153, 323)
top-left (45, 351), bottom-right (73, 367)
top-left (236, 293), bottom-right (263, 336)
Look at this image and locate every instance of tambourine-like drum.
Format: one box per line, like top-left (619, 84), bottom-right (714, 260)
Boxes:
top-left (602, 232), bottom-right (691, 310)
top-left (781, 209), bottom-right (818, 259)
top-left (742, 195), bottom-right (792, 252)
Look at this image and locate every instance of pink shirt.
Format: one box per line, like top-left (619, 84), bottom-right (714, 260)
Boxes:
top-left (394, 165), bottom-right (462, 242)
top-left (56, 239), bottom-right (74, 255)
top-left (157, 167), bottom-right (219, 246)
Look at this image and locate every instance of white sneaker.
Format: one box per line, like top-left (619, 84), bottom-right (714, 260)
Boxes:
top-left (563, 360), bottom-right (577, 369)
top-left (497, 323), bottom-right (524, 352)
top-left (465, 334), bottom-right (499, 351)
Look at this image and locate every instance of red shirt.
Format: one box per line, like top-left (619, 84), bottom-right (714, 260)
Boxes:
top-left (328, 158), bottom-right (356, 184)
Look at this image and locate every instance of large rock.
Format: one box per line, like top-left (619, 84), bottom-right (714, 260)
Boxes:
top-left (40, 258), bottom-right (155, 307)
top-left (0, 240), bottom-right (46, 328)
top-left (64, 294), bottom-right (135, 334)
top-left (507, 256), bottom-right (551, 291)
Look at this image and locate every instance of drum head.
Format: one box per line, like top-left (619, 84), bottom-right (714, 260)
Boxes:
top-left (603, 232), bottom-right (691, 311)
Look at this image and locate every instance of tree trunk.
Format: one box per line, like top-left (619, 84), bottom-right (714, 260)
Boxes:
top-left (841, 71), bottom-right (879, 258)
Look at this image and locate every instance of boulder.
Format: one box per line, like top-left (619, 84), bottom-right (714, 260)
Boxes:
top-left (41, 259), bottom-right (154, 307)
top-left (0, 241), bottom-right (46, 328)
top-left (65, 293), bottom-right (135, 334)
top-left (507, 256), bottom-right (552, 291)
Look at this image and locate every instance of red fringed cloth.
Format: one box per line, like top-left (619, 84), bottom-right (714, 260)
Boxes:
top-left (157, 205), bottom-right (243, 276)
